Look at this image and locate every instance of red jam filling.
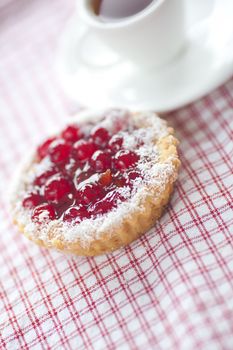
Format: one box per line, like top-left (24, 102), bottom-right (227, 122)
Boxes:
top-left (22, 114), bottom-right (143, 224)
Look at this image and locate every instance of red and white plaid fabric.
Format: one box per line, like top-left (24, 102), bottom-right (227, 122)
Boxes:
top-left (0, 1), bottom-right (233, 349)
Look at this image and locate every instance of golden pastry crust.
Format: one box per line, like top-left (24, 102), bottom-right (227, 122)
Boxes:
top-left (12, 111), bottom-right (180, 256)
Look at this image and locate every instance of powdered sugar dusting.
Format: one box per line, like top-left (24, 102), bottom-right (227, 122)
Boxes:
top-left (12, 110), bottom-right (178, 247)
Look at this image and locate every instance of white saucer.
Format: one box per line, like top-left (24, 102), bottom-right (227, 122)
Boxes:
top-left (57, 0), bottom-right (233, 112)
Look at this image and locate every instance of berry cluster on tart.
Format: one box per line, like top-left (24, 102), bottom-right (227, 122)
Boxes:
top-left (12, 109), bottom-right (180, 256)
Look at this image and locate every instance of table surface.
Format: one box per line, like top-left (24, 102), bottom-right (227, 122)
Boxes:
top-left (0, 1), bottom-right (233, 349)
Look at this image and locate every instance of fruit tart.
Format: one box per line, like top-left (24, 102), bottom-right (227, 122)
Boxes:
top-left (11, 109), bottom-right (180, 256)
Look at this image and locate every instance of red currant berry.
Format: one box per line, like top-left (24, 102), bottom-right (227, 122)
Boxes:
top-left (64, 159), bottom-right (82, 178)
top-left (37, 137), bottom-right (56, 160)
top-left (74, 169), bottom-right (93, 188)
top-left (91, 127), bottom-right (110, 145)
top-left (33, 167), bottom-right (58, 187)
top-left (44, 176), bottom-right (73, 204)
top-left (114, 150), bottom-right (139, 171)
top-left (32, 204), bottom-right (56, 223)
top-left (92, 200), bottom-right (114, 215)
top-left (49, 141), bottom-right (71, 164)
top-left (63, 205), bottom-right (89, 223)
top-left (75, 183), bottom-right (103, 205)
top-left (73, 140), bottom-right (98, 161)
top-left (22, 193), bottom-right (43, 209)
top-left (61, 125), bottom-right (81, 143)
top-left (128, 170), bottom-right (141, 181)
top-left (108, 135), bottom-right (123, 152)
top-left (90, 150), bottom-right (112, 172)
top-left (91, 191), bottom-right (124, 215)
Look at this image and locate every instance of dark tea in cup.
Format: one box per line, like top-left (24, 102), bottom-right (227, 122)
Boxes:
top-left (93, 0), bottom-right (154, 20)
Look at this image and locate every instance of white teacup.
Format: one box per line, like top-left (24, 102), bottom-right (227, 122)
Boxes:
top-left (77, 0), bottom-right (186, 68)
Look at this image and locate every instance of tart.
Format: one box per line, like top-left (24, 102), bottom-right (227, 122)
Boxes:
top-left (11, 109), bottom-right (180, 256)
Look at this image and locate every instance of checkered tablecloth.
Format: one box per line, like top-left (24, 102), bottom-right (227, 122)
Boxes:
top-left (0, 1), bottom-right (233, 349)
